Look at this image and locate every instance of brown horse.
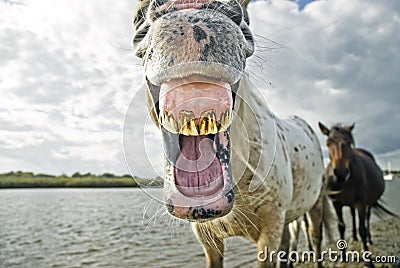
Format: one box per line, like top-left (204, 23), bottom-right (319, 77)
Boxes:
top-left (318, 122), bottom-right (391, 267)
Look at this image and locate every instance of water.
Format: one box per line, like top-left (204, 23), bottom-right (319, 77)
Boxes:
top-left (1, 181), bottom-right (399, 268)
top-left (0, 188), bottom-right (255, 268)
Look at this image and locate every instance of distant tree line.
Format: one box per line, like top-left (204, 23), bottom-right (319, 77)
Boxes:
top-left (0, 171), bottom-right (163, 188)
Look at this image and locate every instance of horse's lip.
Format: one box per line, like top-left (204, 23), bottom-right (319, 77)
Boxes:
top-left (146, 62), bottom-right (242, 86)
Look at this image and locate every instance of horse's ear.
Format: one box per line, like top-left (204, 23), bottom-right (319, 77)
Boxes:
top-left (318, 122), bottom-right (330, 136)
top-left (346, 123), bottom-right (355, 132)
top-left (238, 0), bottom-right (250, 25)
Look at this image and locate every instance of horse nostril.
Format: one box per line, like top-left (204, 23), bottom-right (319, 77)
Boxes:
top-left (333, 168), bottom-right (349, 182)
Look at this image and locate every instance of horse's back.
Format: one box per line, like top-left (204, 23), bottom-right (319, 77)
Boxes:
top-left (354, 149), bottom-right (385, 204)
top-left (276, 116), bottom-right (324, 222)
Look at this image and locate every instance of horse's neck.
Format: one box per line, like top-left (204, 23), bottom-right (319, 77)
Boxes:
top-left (230, 74), bottom-right (276, 190)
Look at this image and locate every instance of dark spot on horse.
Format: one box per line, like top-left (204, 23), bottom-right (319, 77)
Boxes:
top-left (187, 15), bottom-right (200, 23)
top-left (166, 199), bottom-right (174, 214)
top-left (193, 25), bottom-right (207, 42)
top-left (179, 25), bottom-right (184, 36)
top-left (226, 189), bottom-right (234, 203)
top-left (278, 202), bottom-right (281, 208)
top-left (200, 35), bottom-right (215, 61)
top-left (216, 132), bottom-right (230, 166)
top-left (294, 147), bottom-right (299, 152)
top-left (307, 185), bottom-right (311, 190)
top-left (192, 208), bottom-right (222, 219)
top-left (282, 134), bottom-right (285, 141)
top-left (305, 155), bottom-right (308, 160)
top-left (155, 0), bottom-right (165, 7)
top-left (168, 57), bottom-right (176, 66)
top-left (312, 162), bottom-right (315, 167)
top-left (173, 30), bottom-right (178, 34)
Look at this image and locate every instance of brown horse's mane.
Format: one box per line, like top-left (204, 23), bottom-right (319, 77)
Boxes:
top-left (354, 148), bottom-right (376, 162)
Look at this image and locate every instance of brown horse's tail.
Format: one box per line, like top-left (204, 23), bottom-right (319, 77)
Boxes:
top-left (371, 200), bottom-right (398, 218)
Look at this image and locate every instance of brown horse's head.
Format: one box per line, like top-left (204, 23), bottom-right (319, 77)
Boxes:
top-left (133, 0), bottom-right (254, 221)
top-left (319, 122), bottom-right (355, 187)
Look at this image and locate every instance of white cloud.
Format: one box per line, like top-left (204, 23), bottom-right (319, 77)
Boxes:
top-left (0, 0), bottom-right (399, 176)
top-left (0, 0), bottom-right (142, 175)
top-left (248, 0), bottom-right (400, 169)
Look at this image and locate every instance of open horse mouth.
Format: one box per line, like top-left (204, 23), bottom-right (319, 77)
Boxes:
top-left (133, 0), bottom-right (254, 221)
top-left (154, 74), bottom-right (235, 221)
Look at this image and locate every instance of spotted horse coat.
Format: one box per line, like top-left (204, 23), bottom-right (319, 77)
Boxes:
top-left (132, 0), bottom-right (333, 267)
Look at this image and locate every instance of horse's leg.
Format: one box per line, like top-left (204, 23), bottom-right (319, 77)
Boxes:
top-left (302, 214), bottom-right (313, 251)
top-left (333, 203), bottom-right (345, 240)
top-left (278, 224), bottom-right (290, 268)
top-left (257, 208), bottom-right (286, 268)
top-left (333, 203), bottom-right (346, 261)
top-left (288, 219), bottom-right (300, 268)
top-left (192, 223), bottom-right (224, 268)
top-left (350, 207), bottom-right (358, 241)
top-left (307, 197), bottom-right (324, 268)
top-left (356, 205), bottom-right (375, 268)
top-left (366, 206), bottom-right (373, 245)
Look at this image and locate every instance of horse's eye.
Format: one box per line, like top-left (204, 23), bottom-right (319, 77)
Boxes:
top-left (341, 143), bottom-right (348, 151)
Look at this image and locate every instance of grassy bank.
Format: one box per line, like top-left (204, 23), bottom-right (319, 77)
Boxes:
top-left (0, 171), bottom-right (163, 188)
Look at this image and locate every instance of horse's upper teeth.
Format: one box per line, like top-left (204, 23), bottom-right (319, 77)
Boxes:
top-left (219, 110), bottom-right (232, 132)
top-left (160, 110), bottom-right (179, 134)
top-left (160, 109), bottom-right (231, 135)
top-left (199, 110), bottom-right (218, 135)
top-left (179, 111), bottom-right (199, 136)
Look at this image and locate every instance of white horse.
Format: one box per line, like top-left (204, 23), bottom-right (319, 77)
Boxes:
top-left (132, 0), bottom-right (335, 267)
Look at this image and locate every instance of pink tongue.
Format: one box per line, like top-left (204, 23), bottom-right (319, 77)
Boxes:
top-left (174, 135), bottom-right (223, 196)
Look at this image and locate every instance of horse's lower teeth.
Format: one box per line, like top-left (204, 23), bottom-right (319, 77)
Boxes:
top-left (159, 109), bottom-right (231, 135)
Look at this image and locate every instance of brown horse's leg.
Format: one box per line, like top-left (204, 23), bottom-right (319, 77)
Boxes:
top-left (333, 203), bottom-right (345, 240)
top-left (333, 203), bottom-right (347, 262)
top-left (350, 207), bottom-right (358, 241)
top-left (356, 206), bottom-right (375, 268)
top-left (366, 206), bottom-right (373, 245)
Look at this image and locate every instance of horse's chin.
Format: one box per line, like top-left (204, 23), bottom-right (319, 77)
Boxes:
top-left (157, 76), bottom-right (235, 221)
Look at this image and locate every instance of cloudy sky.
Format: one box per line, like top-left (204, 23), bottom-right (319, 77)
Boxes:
top-left (1, 0), bottom-right (399, 177)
